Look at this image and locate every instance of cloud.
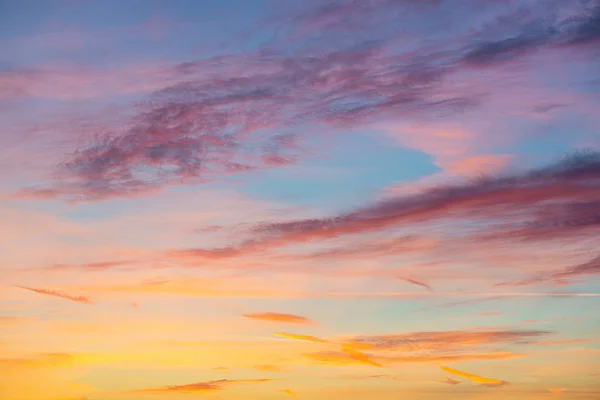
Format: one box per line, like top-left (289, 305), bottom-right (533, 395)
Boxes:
top-left (443, 377), bottom-right (461, 385)
top-left (460, 2), bottom-right (600, 68)
top-left (278, 389), bottom-right (298, 397)
top-left (281, 328), bottom-right (539, 368)
top-left (273, 332), bottom-right (330, 344)
top-left (74, 277), bottom-right (308, 299)
top-left (477, 311), bottom-right (503, 317)
top-left (565, 5), bottom-right (600, 45)
top-left (253, 364), bottom-right (287, 372)
top-left (0, 353), bottom-right (76, 369)
top-left (13, 1), bottom-right (599, 203)
top-left (275, 235), bottom-right (436, 262)
top-left (440, 365), bottom-right (508, 386)
top-left (243, 313), bottom-right (314, 324)
top-left (13, 285), bottom-right (92, 304)
top-left (128, 378), bottom-right (276, 394)
top-left (497, 254), bottom-right (600, 287)
top-left (340, 346), bottom-right (382, 367)
top-left (306, 350), bottom-right (522, 366)
top-left (179, 152), bottom-right (600, 259)
top-left (39, 260), bottom-right (134, 271)
top-left (548, 388), bottom-right (566, 395)
top-left (348, 329), bottom-right (550, 351)
top-left (336, 373), bottom-right (402, 380)
top-left (399, 276), bottom-right (433, 292)
top-left (461, 33), bottom-right (551, 68)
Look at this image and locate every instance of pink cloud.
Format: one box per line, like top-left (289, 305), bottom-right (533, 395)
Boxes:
top-left (173, 153), bottom-right (599, 264)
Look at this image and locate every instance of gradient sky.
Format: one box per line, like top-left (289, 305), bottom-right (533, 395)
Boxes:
top-left (1, 1), bottom-right (600, 399)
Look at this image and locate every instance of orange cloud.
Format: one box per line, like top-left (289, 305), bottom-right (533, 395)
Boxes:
top-left (306, 351), bottom-right (521, 366)
top-left (253, 364), bottom-right (287, 372)
top-left (0, 353), bottom-right (76, 369)
top-left (548, 388), bottom-right (565, 395)
top-left (340, 345), bottom-right (382, 367)
top-left (279, 389), bottom-right (298, 397)
top-left (440, 365), bottom-right (508, 386)
top-left (76, 277), bottom-right (307, 299)
top-left (128, 378), bottom-right (276, 394)
top-left (273, 332), bottom-right (330, 344)
top-left (243, 313), bottom-right (313, 324)
top-left (40, 260), bottom-right (133, 271)
top-left (443, 377), bottom-right (461, 385)
top-left (14, 285), bottom-right (92, 304)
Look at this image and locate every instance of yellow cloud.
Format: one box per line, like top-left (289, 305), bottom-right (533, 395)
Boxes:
top-left (440, 365), bottom-right (507, 386)
top-left (548, 388), bottom-right (565, 395)
top-left (273, 332), bottom-right (330, 343)
top-left (340, 345), bottom-right (382, 367)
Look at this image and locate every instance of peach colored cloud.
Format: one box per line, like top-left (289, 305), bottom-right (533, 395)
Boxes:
top-left (0, 353), bottom-right (76, 369)
top-left (13, 285), bottom-right (92, 304)
top-left (306, 350), bottom-right (522, 366)
top-left (349, 329), bottom-right (550, 351)
top-left (440, 365), bottom-right (508, 386)
top-left (279, 389), bottom-right (298, 397)
top-left (273, 332), bottom-right (330, 344)
top-left (340, 345), bottom-right (382, 368)
top-left (128, 378), bottom-right (276, 394)
top-left (443, 377), bottom-right (461, 385)
top-left (253, 364), bottom-right (287, 372)
top-left (75, 277), bottom-right (307, 299)
top-left (548, 388), bottom-right (566, 395)
top-left (243, 313), bottom-right (313, 324)
top-left (39, 260), bottom-right (134, 271)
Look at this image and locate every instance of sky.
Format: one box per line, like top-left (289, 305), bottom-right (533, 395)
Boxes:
top-left (0, 0), bottom-right (599, 399)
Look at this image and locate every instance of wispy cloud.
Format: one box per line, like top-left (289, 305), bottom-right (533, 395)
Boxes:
top-left (16, 1), bottom-right (600, 202)
top-left (399, 276), bottom-right (434, 292)
top-left (243, 313), bottom-right (314, 324)
top-left (442, 377), bottom-right (461, 385)
top-left (14, 285), bottom-right (92, 304)
top-left (176, 152), bottom-right (600, 261)
top-left (348, 329), bottom-right (550, 351)
top-left (0, 353), bottom-right (76, 369)
top-left (128, 378), bottom-right (276, 394)
top-left (497, 254), bottom-right (600, 287)
top-left (340, 345), bottom-right (382, 367)
top-left (307, 350), bottom-right (522, 367)
top-left (548, 388), bottom-right (566, 395)
top-left (253, 364), bottom-right (287, 372)
top-left (273, 332), bottom-right (330, 344)
top-left (278, 389), bottom-right (298, 397)
top-left (38, 260), bottom-right (134, 271)
top-left (440, 365), bottom-right (508, 386)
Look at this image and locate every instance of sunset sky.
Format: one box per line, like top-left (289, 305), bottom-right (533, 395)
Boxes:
top-left (1, 1), bottom-right (599, 399)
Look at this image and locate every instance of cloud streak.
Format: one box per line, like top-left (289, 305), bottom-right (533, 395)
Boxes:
top-left (14, 285), bottom-right (92, 304)
top-left (243, 313), bottom-right (314, 324)
top-left (128, 378), bottom-right (276, 394)
top-left (440, 365), bottom-right (508, 386)
top-left (176, 152), bottom-right (600, 260)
